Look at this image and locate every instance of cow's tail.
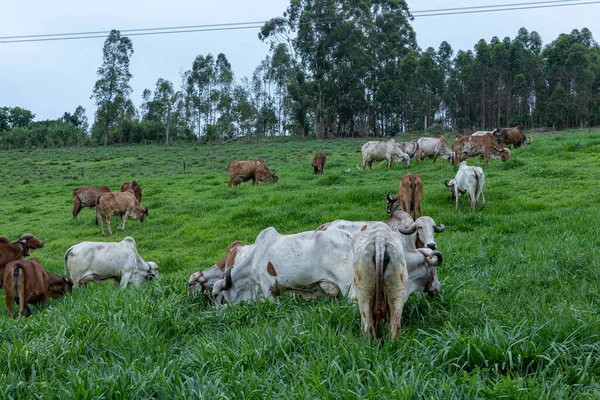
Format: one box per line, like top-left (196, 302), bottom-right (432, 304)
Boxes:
top-left (475, 170), bottom-right (485, 211)
top-left (73, 190), bottom-right (83, 217)
top-left (13, 264), bottom-right (25, 311)
top-left (95, 195), bottom-right (102, 225)
top-left (64, 246), bottom-right (73, 276)
top-left (372, 232), bottom-right (386, 342)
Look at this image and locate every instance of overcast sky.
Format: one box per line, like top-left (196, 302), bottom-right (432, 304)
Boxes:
top-left (1, 0), bottom-right (599, 125)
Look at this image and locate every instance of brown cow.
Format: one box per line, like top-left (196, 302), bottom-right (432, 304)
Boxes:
top-left (120, 180), bottom-right (142, 203)
top-left (386, 174), bottom-right (424, 220)
top-left (0, 233), bottom-right (45, 288)
top-left (227, 159), bottom-right (278, 187)
top-left (72, 185), bottom-right (110, 219)
top-left (312, 152), bottom-right (326, 174)
top-left (96, 190), bottom-right (148, 236)
top-left (496, 126), bottom-right (531, 148)
top-left (452, 133), bottom-right (510, 168)
top-left (3, 258), bottom-right (73, 317)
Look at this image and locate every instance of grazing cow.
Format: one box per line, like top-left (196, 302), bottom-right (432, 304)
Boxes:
top-left (312, 152), bottom-right (327, 174)
top-left (0, 233), bottom-right (45, 288)
top-left (120, 180), bottom-right (142, 203)
top-left (415, 136), bottom-right (453, 163)
top-left (496, 126), bottom-right (531, 148)
top-left (351, 222), bottom-right (407, 340)
top-left (3, 258), bottom-right (73, 317)
top-left (72, 185), bottom-right (110, 219)
top-left (397, 141), bottom-right (418, 159)
top-left (361, 139), bottom-right (410, 170)
top-left (96, 190), bottom-right (148, 236)
top-left (452, 133), bottom-right (510, 168)
top-left (227, 159), bottom-right (278, 187)
top-left (445, 161), bottom-right (485, 211)
top-left (188, 240), bottom-right (254, 295)
top-left (64, 236), bottom-right (159, 288)
top-left (471, 129), bottom-right (500, 137)
top-left (387, 174), bottom-right (424, 220)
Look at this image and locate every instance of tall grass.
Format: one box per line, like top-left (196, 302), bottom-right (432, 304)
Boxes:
top-left (0, 131), bottom-right (599, 398)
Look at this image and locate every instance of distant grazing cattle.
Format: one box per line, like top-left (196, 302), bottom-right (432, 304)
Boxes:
top-left (496, 126), bottom-right (531, 148)
top-left (387, 174), bottom-right (424, 220)
top-left (227, 159), bottom-right (278, 187)
top-left (3, 258), bottom-right (72, 317)
top-left (72, 185), bottom-right (110, 219)
top-left (361, 139), bottom-right (410, 170)
top-left (452, 133), bottom-right (510, 168)
top-left (351, 222), bottom-right (407, 341)
top-left (120, 180), bottom-right (142, 203)
top-left (397, 141), bottom-right (418, 159)
top-left (96, 190), bottom-right (148, 236)
top-left (312, 152), bottom-right (327, 174)
top-left (64, 236), bottom-right (159, 287)
top-left (415, 136), bottom-right (453, 163)
top-left (445, 161), bottom-right (485, 211)
top-left (0, 233), bottom-right (45, 288)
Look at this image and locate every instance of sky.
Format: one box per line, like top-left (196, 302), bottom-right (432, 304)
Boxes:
top-left (1, 0), bottom-right (599, 125)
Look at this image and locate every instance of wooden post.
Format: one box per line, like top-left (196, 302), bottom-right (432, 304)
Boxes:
top-left (183, 161), bottom-right (186, 172)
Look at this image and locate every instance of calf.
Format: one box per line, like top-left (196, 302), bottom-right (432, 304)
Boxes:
top-left (227, 159), bottom-right (278, 187)
top-left (120, 180), bottom-right (142, 203)
top-left (445, 161), bottom-right (485, 211)
top-left (351, 222), bottom-right (407, 341)
top-left (64, 236), bottom-right (159, 288)
top-left (3, 258), bottom-right (73, 317)
top-left (72, 185), bottom-right (110, 219)
top-left (0, 233), bottom-right (45, 288)
top-left (96, 190), bottom-right (148, 236)
top-left (312, 152), bottom-right (326, 174)
top-left (387, 174), bottom-right (424, 220)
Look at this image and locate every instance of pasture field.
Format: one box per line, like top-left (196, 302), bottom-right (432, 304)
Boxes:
top-left (1, 130), bottom-right (600, 399)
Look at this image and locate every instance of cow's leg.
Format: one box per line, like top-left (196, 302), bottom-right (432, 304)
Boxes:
top-left (6, 293), bottom-right (14, 317)
top-left (455, 190), bottom-right (460, 210)
top-left (362, 159), bottom-right (367, 170)
top-left (106, 217), bottom-right (113, 235)
top-left (73, 198), bottom-right (82, 219)
top-left (433, 152), bottom-right (438, 163)
top-left (368, 161), bottom-right (373, 171)
top-left (119, 271), bottom-right (132, 288)
top-left (120, 214), bottom-right (128, 231)
top-left (99, 215), bottom-right (106, 236)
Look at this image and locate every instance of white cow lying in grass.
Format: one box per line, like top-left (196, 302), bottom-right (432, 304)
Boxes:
top-left (64, 237), bottom-right (159, 288)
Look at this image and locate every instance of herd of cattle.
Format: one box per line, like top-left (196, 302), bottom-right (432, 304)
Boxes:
top-left (1, 126), bottom-right (529, 340)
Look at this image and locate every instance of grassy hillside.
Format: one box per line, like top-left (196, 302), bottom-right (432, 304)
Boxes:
top-left (0, 130), bottom-right (599, 398)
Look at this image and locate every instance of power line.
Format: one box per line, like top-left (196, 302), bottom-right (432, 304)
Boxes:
top-left (0, 0), bottom-right (598, 44)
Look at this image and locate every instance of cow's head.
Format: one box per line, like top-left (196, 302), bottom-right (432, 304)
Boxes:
top-left (63, 276), bottom-right (74, 295)
top-left (18, 233), bottom-right (44, 257)
top-left (410, 248), bottom-right (443, 296)
top-left (386, 191), bottom-right (399, 215)
top-left (494, 146), bottom-right (511, 162)
top-left (398, 217), bottom-right (445, 250)
top-left (444, 179), bottom-right (456, 200)
top-left (133, 206), bottom-right (149, 222)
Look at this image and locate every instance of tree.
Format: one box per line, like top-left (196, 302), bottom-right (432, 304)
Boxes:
top-left (91, 30), bottom-right (134, 146)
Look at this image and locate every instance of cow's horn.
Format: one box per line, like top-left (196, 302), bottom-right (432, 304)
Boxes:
top-left (386, 191), bottom-right (393, 202)
top-left (494, 145), bottom-right (503, 152)
top-left (223, 267), bottom-right (233, 290)
top-left (434, 224), bottom-right (446, 233)
top-left (444, 180), bottom-right (451, 187)
top-left (526, 136), bottom-right (532, 144)
top-left (399, 224), bottom-right (417, 235)
top-left (425, 251), bottom-right (443, 267)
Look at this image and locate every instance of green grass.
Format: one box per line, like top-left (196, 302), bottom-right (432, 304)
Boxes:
top-left (1, 131), bottom-right (599, 398)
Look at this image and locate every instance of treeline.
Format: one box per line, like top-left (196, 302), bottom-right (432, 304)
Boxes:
top-left (3, 1), bottom-right (600, 148)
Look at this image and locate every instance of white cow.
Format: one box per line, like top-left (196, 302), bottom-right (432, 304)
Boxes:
top-left (361, 139), bottom-right (410, 170)
top-left (444, 161), bottom-right (485, 211)
top-left (351, 222), bottom-right (407, 340)
top-left (415, 136), bottom-right (453, 163)
top-left (210, 226), bottom-right (443, 304)
top-left (64, 237), bottom-right (159, 287)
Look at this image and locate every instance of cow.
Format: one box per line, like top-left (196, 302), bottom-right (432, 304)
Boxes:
top-left (72, 185), bottom-right (110, 219)
top-left (312, 152), bottom-right (326, 174)
top-left (471, 129), bottom-right (500, 137)
top-left (415, 136), bottom-right (453, 163)
top-left (361, 139), bottom-right (410, 170)
top-left (120, 180), bottom-right (142, 203)
top-left (96, 190), bottom-right (148, 236)
top-left (0, 233), bottom-right (45, 288)
top-left (386, 174), bottom-right (424, 220)
top-left (452, 133), bottom-right (510, 168)
top-left (227, 159), bottom-right (278, 187)
top-left (64, 236), bottom-right (159, 288)
top-left (3, 258), bottom-right (73, 317)
top-left (445, 161), bottom-right (485, 211)
top-left (188, 240), bottom-right (254, 295)
top-left (397, 141), bottom-right (418, 159)
top-left (351, 222), bottom-right (407, 341)
top-left (496, 126), bottom-right (531, 148)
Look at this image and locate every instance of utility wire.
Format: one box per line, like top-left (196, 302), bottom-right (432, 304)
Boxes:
top-left (0, 0), bottom-right (598, 44)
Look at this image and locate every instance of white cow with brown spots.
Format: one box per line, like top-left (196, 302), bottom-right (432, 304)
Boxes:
top-left (351, 222), bottom-right (407, 340)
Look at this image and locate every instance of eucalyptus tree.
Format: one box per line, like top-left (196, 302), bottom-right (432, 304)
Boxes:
top-left (215, 53), bottom-right (235, 140)
top-left (91, 30), bottom-right (134, 146)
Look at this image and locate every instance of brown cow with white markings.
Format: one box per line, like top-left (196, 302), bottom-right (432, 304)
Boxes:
top-left (452, 133), bottom-right (510, 168)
